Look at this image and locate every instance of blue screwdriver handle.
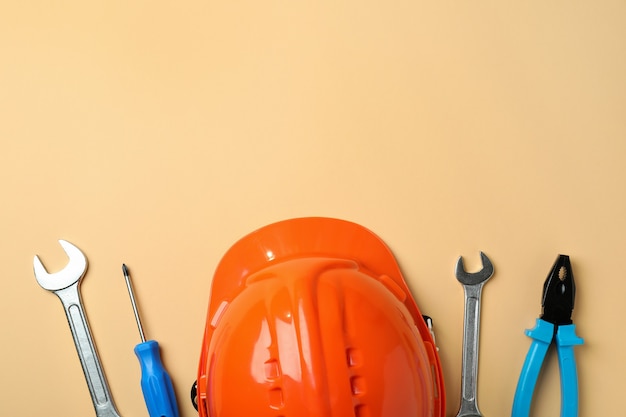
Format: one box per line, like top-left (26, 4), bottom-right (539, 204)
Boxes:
top-left (135, 340), bottom-right (180, 417)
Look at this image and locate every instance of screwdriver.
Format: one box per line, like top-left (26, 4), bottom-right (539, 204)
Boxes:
top-left (122, 264), bottom-right (180, 417)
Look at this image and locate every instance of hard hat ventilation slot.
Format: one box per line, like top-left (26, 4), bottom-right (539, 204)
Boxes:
top-left (346, 348), bottom-right (363, 367)
top-left (347, 348), bottom-right (368, 415)
top-left (264, 359), bottom-right (281, 380)
top-left (354, 404), bottom-right (371, 417)
top-left (268, 387), bottom-right (285, 410)
top-left (350, 376), bottom-right (366, 395)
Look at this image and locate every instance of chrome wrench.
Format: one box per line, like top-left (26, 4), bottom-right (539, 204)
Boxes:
top-left (455, 252), bottom-right (494, 417)
top-left (34, 240), bottom-right (122, 417)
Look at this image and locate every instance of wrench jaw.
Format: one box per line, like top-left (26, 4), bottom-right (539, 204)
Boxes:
top-left (33, 240), bottom-right (88, 291)
top-left (455, 252), bottom-right (494, 286)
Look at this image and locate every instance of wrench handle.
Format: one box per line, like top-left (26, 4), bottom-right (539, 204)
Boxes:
top-left (55, 285), bottom-right (122, 417)
top-left (458, 284), bottom-right (484, 417)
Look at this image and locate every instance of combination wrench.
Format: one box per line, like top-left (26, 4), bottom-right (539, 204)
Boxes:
top-left (455, 252), bottom-right (494, 417)
top-left (34, 240), bottom-right (122, 417)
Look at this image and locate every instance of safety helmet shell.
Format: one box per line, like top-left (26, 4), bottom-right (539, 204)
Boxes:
top-left (197, 217), bottom-right (445, 417)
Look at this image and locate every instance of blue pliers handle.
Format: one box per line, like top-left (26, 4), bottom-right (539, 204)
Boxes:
top-left (512, 319), bottom-right (583, 417)
top-left (512, 255), bottom-right (584, 417)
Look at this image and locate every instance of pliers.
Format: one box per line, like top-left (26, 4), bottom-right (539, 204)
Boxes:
top-left (512, 255), bottom-right (584, 417)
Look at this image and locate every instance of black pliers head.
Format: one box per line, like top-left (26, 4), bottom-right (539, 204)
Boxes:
top-left (541, 255), bottom-right (575, 327)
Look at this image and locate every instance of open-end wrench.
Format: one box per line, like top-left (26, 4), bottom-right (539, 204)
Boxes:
top-left (455, 252), bottom-right (494, 417)
top-left (34, 240), bottom-right (122, 417)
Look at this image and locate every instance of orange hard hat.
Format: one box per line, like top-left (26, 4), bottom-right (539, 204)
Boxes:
top-left (196, 217), bottom-right (445, 417)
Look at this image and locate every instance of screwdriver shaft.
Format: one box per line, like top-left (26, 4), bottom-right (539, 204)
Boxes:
top-left (123, 264), bottom-right (146, 343)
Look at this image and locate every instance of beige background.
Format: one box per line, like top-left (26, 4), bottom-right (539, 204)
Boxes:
top-left (1, 2), bottom-right (624, 416)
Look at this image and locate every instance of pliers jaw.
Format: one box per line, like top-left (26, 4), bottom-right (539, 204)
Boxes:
top-left (541, 254), bottom-right (575, 327)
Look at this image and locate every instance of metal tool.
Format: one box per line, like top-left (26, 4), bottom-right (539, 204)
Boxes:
top-left (455, 251), bottom-right (494, 417)
top-left (512, 255), bottom-right (583, 417)
top-left (123, 264), bottom-right (180, 417)
top-left (33, 240), bottom-right (122, 417)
